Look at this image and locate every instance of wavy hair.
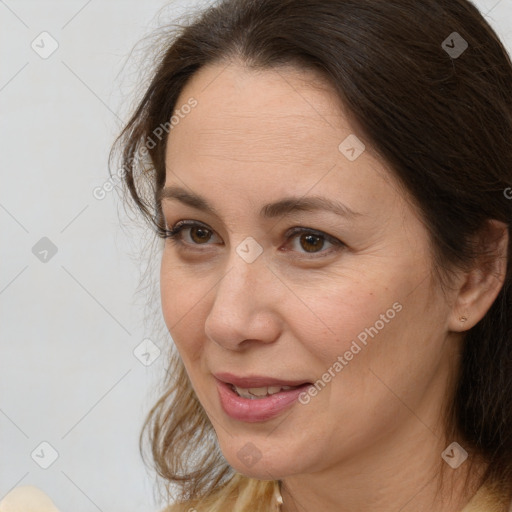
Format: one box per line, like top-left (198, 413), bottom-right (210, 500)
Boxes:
top-left (110, 0), bottom-right (512, 509)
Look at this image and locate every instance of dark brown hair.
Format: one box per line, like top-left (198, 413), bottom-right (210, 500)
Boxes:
top-left (111, 0), bottom-right (512, 508)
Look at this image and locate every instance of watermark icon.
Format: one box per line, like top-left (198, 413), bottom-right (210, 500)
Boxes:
top-left (237, 442), bottom-right (262, 468)
top-left (442, 32), bottom-right (468, 59)
top-left (133, 338), bottom-right (161, 366)
top-left (31, 441), bottom-right (59, 469)
top-left (236, 236), bottom-right (263, 263)
top-left (338, 134), bottom-right (366, 161)
top-left (31, 31), bottom-right (59, 59)
top-left (503, 187), bottom-right (512, 200)
top-left (93, 97), bottom-right (198, 200)
top-left (441, 441), bottom-right (468, 469)
top-left (299, 301), bottom-right (403, 405)
top-left (32, 237), bottom-right (58, 263)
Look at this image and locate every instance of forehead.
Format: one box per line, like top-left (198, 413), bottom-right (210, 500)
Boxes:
top-left (163, 62), bottom-right (404, 220)
top-left (166, 62), bottom-right (354, 167)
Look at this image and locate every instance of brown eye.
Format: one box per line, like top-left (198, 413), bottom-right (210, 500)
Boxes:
top-left (299, 233), bottom-right (325, 253)
top-left (189, 226), bottom-right (213, 244)
top-left (163, 221), bottom-right (344, 259)
top-left (163, 221), bottom-right (221, 246)
top-left (285, 227), bottom-right (344, 258)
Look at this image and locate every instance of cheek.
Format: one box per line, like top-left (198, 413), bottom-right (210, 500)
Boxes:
top-left (160, 254), bottom-right (209, 358)
top-left (289, 273), bottom-right (404, 359)
top-left (292, 265), bottom-right (435, 391)
top-left (301, 269), bottom-right (447, 418)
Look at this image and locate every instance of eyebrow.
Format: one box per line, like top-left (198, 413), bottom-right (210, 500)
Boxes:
top-left (157, 185), bottom-right (362, 219)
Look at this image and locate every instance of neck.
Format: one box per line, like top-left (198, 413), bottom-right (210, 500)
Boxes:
top-left (279, 417), bottom-right (487, 512)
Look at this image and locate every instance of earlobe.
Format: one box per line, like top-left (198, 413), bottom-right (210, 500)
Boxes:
top-left (448, 219), bottom-right (509, 333)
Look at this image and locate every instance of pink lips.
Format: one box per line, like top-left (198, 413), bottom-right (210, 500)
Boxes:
top-left (214, 372), bottom-right (311, 388)
top-left (214, 372), bottom-right (313, 422)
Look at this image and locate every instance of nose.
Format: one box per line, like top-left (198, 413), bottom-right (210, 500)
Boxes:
top-left (204, 247), bottom-right (282, 351)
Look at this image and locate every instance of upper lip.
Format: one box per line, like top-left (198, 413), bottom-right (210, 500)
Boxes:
top-left (214, 372), bottom-right (311, 388)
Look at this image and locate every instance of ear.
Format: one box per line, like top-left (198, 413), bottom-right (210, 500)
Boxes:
top-left (448, 219), bottom-right (509, 332)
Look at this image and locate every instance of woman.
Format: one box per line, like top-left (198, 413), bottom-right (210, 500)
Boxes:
top-left (112, 0), bottom-right (512, 510)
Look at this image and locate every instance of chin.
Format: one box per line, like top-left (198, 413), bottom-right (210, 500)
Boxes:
top-left (228, 460), bottom-right (291, 480)
top-left (218, 440), bottom-right (301, 480)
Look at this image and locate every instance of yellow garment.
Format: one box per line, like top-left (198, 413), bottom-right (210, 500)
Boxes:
top-left (0, 486), bottom-right (59, 512)
top-left (0, 481), bottom-right (510, 511)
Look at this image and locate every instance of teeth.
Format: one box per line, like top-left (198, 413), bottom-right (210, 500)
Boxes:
top-left (232, 385), bottom-right (296, 399)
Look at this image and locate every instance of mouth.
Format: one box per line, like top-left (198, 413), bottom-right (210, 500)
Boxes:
top-left (214, 371), bottom-right (312, 389)
top-left (228, 382), bottom-right (308, 399)
top-left (214, 372), bottom-right (313, 422)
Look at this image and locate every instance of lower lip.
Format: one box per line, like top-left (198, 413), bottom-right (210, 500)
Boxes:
top-left (216, 379), bottom-right (312, 422)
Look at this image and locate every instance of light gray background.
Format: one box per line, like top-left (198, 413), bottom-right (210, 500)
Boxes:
top-left (1, 1), bottom-right (511, 511)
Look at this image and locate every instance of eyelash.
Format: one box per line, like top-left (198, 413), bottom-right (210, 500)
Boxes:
top-left (161, 220), bottom-right (345, 258)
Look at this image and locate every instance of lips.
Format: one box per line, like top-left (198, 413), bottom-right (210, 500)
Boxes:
top-left (214, 372), bottom-right (314, 422)
top-left (213, 372), bottom-right (312, 388)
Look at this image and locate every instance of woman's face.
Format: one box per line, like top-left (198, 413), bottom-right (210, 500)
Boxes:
top-left (159, 62), bottom-right (460, 479)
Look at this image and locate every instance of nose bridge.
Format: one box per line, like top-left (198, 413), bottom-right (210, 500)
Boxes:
top-left (204, 242), bottom-right (280, 348)
top-left (220, 234), bottom-right (269, 305)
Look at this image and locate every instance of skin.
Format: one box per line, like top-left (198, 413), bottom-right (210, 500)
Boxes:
top-left (159, 61), bottom-right (508, 512)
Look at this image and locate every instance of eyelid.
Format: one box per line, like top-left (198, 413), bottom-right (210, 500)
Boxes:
top-left (285, 226), bottom-right (342, 246)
